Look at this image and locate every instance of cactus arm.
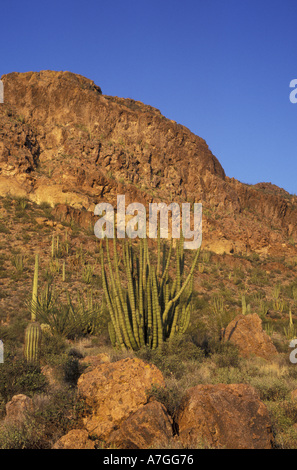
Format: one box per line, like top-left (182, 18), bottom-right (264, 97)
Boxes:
top-left (137, 240), bottom-right (145, 347)
top-left (162, 247), bottom-right (200, 323)
top-left (100, 246), bottom-right (126, 351)
top-left (151, 266), bottom-right (163, 348)
top-left (146, 270), bottom-right (153, 347)
top-left (112, 236), bottom-right (138, 349)
top-left (105, 239), bottom-right (133, 349)
top-left (124, 241), bottom-right (140, 348)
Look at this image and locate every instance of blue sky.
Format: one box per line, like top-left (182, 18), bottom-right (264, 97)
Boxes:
top-left (1, 0), bottom-right (297, 194)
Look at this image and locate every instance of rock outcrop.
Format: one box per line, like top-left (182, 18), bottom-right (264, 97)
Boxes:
top-left (1, 70), bottom-right (297, 257)
top-left (175, 383), bottom-right (274, 449)
top-left (4, 394), bottom-right (33, 424)
top-left (77, 357), bottom-right (165, 440)
top-left (50, 356), bottom-right (276, 450)
top-left (52, 429), bottom-right (95, 449)
top-left (221, 313), bottom-right (278, 360)
top-left (106, 401), bottom-right (174, 449)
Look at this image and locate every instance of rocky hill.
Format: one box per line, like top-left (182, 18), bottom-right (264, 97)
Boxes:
top-left (2, 71), bottom-right (297, 450)
top-left (1, 70), bottom-right (297, 258)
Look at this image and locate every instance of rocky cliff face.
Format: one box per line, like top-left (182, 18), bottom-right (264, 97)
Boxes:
top-left (1, 70), bottom-right (296, 257)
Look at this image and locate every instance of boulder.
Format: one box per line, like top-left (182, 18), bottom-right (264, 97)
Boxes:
top-left (52, 429), bottom-right (95, 449)
top-left (176, 383), bottom-right (274, 449)
top-left (41, 365), bottom-right (62, 390)
top-left (5, 394), bottom-right (33, 424)
top-left (203, 238), bottom-right (234, 255)
top-left (221, 313), bottom-right (278, 360)
top-left (77, 357), bottom-right (165, 440)
top-left (106, 401), bottom-right (173, 449)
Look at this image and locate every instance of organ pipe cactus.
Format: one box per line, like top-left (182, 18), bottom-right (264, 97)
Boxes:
top-left (24, 254), bottom-right (42, 363)
top-left (100, 231), bottom-right (200, 350)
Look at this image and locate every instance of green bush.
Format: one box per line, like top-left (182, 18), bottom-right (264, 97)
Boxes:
top-left (249, 376), bottom-right (290, 402)
top-left (211, 366), bottom-right (244, 385)
top-left (0, 357), bottom-right (47, 416)
top-left (267, 400), bottom-right (297, 449)
top-left (0, 316), bottom-right (28, 346)
top-left (39, 330), bottom-right (68, 362)
top-left (0, 388), bottom-right (88, 449)
top-left (63, 357), bottom-right (83, 386)
top-left (212, 343), bottom-right (240, 368)
top-left (0, 415), bottom-right (46, 449)
top-left (149, 382), bottom-right (184, 418)
top-left (136, 336), bottom-right (204, 379)
top-left (35, 284), bottom-right (106, 339)
top-left (139, 335), bottom-right (205, 363)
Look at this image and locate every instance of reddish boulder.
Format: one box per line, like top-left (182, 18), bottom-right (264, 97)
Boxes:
top-left (77, 357), bottom-right (165, 440)
top-left (221, 313), bottom-right (278, 360)
top-left (5, 394), bottom-right (33, 424)
top-left (106, 401), bottom-right (173, 449)
top-left (176, 383), bottom-right (274, 449)
top-left (52, 429), bottom-right (95, 449)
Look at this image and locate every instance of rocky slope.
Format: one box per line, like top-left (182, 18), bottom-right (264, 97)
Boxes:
top-left (3, 356), bottom-right (276, 449)
top-left (0, 70), bottom-right (297, 257)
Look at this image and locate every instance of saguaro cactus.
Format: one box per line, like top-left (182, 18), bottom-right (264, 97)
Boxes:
top-left (24, 254), bottom-right (42, 363)
top-left (101, 231), bottom-right (200, 351)
top-left (24, 322), bottom-right (42, 363)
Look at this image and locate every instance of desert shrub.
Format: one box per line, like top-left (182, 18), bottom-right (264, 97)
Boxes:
top-left (67, 347), bottom-right (84, 359)
top-left (278, 400), bottom-right (297, 424)
top-left (0, 222), bottom-right (9, 234)
top-left (0, 316), bottom-right (28, 346)
top-left (136, 336), bottom-right (205, 379)
top-left (186, 319), bottom-right (209, 346)
top-left (149, 381), bottom-right (185, 418)
top-left (39, 330), bottom-right (68, 363)
top-left (191, 292), bottom-right (209, 312)
top-left (136, 346), bottom-right (185, 379)
top-left (0, 414), bottom-right (46, 449)
top-left (63, 356), bottom-right (83, 386)
top-left (0, 388), bottom-right (87, 449)
top-left (0, 357), bottom-right (47, 416)
top-left (249, 267), bottom-right (269, 286)
top-left (39, 201), bottom-right (53, 219)
top-left (35, 285), bottom-right (106, 339)
top-left (273, 426), bottom-right (297, 449)
top-left (207, 295), bottom-right (237, 340)
top-left (267, 400), bottom-right (297, 449)
top-left (211, 366), bottom-right (245, 385)
top-left (249, 376), bottom-right (290, 402)
top-left (162, 335), bottom-right (205, 362)
top-left (200, 336), bottom-right (239, 358)
top-left (211, 342), bottom-right (240, 368)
